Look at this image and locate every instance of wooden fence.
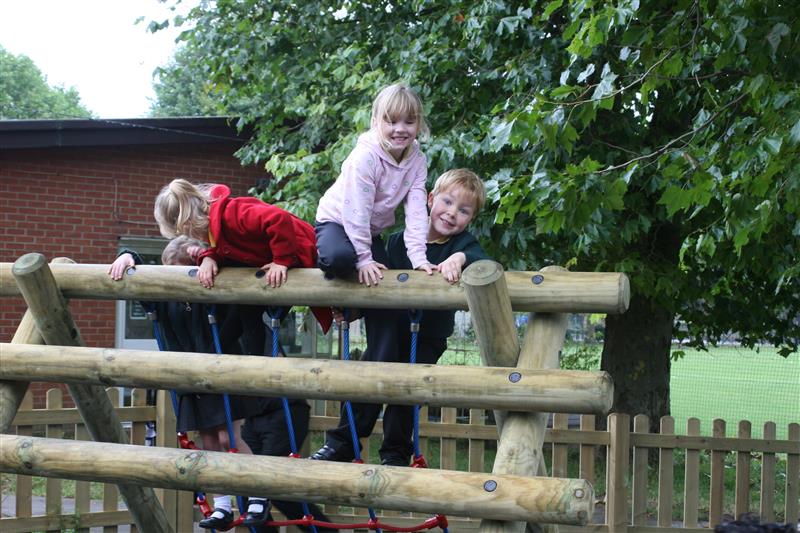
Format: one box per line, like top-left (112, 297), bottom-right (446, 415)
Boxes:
top-left (2, 388), bottom-right (797, 533)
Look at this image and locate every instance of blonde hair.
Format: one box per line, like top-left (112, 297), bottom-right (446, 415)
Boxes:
top-left (153, 179), bottom-right (212, 240)
top-left (161, 236), bottom-right (208, 266)
top-left (431, 168), bottom-right (486, 214)
top-left (371, 83), bottom-right (430, 146)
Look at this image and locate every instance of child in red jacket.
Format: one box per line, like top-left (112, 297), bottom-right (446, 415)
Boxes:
top-left (154, 178), bottom-right (332, 332)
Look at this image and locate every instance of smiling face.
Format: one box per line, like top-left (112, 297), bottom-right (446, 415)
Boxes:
top-left (427, 186), bottom-right (478, 241)
top-left (377, 111), bottom-right (420, 161)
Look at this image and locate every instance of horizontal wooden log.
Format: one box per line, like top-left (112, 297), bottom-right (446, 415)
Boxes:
top-left (0, 434), bottom-right (594, 524)
top-left (0, 343), bottom-right (614, 414)
top-left (0, 262), bottom-right (630, 313)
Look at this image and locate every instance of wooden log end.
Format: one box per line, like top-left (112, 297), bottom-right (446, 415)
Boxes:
top-left (462, 260), bottom-right (504, 287)
top-left (12, 253), bottom-right (47, 276)
top-left (598, 371), bottom-right (615, 415)
top-left (617, 274), bottom-right (631, 314)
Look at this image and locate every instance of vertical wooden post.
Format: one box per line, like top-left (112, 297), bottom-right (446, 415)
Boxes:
top-left (785, 423), bottom-right (799, 527)
top-left (735, 420), bottom-right (752, 518)
top-left (657, 416), bottom-right (675, 527)
top-left (579, 414), bottom-right (596, 488)
top-left (709, 419), bottom-right (726, 527)
top-left (156, 389), bottom-right (190, 532)
top-left (631, 415), bottom-right (649, 526)
top-left (45, 388), bottom-right (64, 532)
top-left (0, 257), bottom-right (73, 433)
top-left (11, 252), bottom-right (172, 533)
top-left (606, 413), bottom-right (630, 533)
top-left (15, 391), bottom-right (33, 520)
top-left (464, 262), bottom-right (579, 533)
top-left (683, 418), bottom-right (701, 527)
top-left (758, 422), bottom-right (776, 522)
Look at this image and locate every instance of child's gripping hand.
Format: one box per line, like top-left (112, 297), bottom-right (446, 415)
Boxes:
top-left (415, 262), bottom-right (435, 275)
top-left (357, 261), bottom-right (387, 286)
top-left (108, 253), bottom-right (135, 281)
top-left (198, 257), bottom-right (219, 289)
top-left (260, 262), bottom-right (288, 288)
top-left (436, 252), bottom-right (466, 284)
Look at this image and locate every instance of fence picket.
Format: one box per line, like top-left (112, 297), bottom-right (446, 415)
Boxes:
top-left (468, 408), bottom-right (485, 473)
top-left (552, 413), bottom-right (569, 478)
top-left (709, 419), bottom-right (726, 527)
top-left (606, 413), bottom-right (630, 533)
top-left (786, 423), bottom-right (799, 525)
top-left (440, 407), bottom-right (457, 470)
top-left (104, 388), bottom-right (122, 533)
top-left (579, 414), bottom-right (596, 487)
top-left (632, 414), bottom-right (649, 526)
top-left (44, 388), bottom-right (64, 533)
top-left (658, 416), bottom-right (675, 527)
top-left (74, 421), bottom-right (91, 533)
top-left (759, 421), bottom-right (776, 522)
top-left (6, 386), bottom-right (800, 533)
top-left (683, 418), bottom-right (701, 527)
top-left (15, 390), bottom-right (34, 519)
top-left (735, 420), bottom-right (752, 518)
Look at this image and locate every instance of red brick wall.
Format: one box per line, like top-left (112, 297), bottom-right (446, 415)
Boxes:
top-left (0, 143), bottom-right (267, 407)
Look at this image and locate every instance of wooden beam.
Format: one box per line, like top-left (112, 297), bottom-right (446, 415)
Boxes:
top-left (461, 260), bottom-right (526, 533)
top-left (464, 262), bottom-right (574, 533)
top-left (10, 253), bottom-right (172, 533)
top-left (0, 434), bottom-right (594, 525)
top-left (0, 262), bottom-right (630, 314)
top-left (1, 257), bottom-right (73, 433)
top-left (0, 343), bottom-right (614, 414)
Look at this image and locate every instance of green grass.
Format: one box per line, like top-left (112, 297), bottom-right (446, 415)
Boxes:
top-left (670, 345), bottom-right (799, 440)
top-left (439, 340), bottom-right (799, 441)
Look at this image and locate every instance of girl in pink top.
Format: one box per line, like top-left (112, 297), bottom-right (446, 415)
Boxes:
top-left (315, 83), bottom-right (434, 286)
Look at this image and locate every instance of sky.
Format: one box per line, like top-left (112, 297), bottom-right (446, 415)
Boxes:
top-left (0, 0), bottom-right (193, 119)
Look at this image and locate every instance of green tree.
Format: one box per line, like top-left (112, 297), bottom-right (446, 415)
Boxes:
top-left (0, 46), bottom-right (92, 119)
top-left (161, 0), bottom-right (799, 423)
top-left (150, 44), bottom-right (226, 117)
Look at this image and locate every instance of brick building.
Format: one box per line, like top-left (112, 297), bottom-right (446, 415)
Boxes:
top-left (0, 117), bottom-right (269, 406)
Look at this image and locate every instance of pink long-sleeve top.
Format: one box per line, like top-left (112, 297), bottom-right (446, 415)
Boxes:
top-left (315, 130), bottom-right (429, 269)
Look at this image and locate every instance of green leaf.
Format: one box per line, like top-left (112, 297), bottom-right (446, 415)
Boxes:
top-left (766, 23), bottom-right (790, 56)
top-left (659, 185), bottom-right (692, 217)
top-left (789, 119), bottom-right (800, 145)
top-left (541, 0), bottom-right (564, 20)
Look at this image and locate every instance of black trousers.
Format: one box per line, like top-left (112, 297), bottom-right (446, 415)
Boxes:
top-left (315, 221), bottom-right (390, 277)
top-left (242, 401), bottom-right (336, 532)
top-left (324, 309), bottom-right (447, 463)
top-left (242, 323), bottom-right (334, 532)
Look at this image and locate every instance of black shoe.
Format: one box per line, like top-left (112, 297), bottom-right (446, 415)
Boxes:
top-left (242, 498), bottom-right (271, 526)
top-left (310, 444), bottom-right (353, 462)
top-left (199, 508), bottom-right (234, 530)
top-left (381, 456), bottom-right (409, 467)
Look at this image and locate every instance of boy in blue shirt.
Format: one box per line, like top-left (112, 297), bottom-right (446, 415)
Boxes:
top-left (311, 169), bottom-right (490, 466)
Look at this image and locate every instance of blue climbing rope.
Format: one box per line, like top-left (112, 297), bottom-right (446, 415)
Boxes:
top-left (407, 310), bottom-right (424, 461)
top-left (265, 308), bottom-right (319, 533)
top-left (407, 310), bottom-right (449, 533)
top-left (340, 310), bottom-right (380, 531)
top-left (207, 305), bottom-right (259, 533)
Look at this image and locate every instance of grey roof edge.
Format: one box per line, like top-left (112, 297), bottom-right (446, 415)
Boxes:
top-left (0, 116), bottom-right (255, 149)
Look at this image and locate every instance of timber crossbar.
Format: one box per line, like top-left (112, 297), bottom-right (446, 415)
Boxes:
top-left (0, 343), bottom-right (615, 414)
top-left (0, 262), bottom-right (630, 313)
top-left (0, 434), bottom-right (594, 524)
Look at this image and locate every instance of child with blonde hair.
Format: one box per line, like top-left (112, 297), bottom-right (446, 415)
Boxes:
top-left (315, 82), bottom-right (435, 286)
top-left (312, 169), bottom-right (490, 465)
top-left (109, 237), bottom-right (272, 528)
top-left (153, 178), bottom-right (332, 332)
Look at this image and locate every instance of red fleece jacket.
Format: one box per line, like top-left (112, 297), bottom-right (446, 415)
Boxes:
top-left (199, 184), bottom-right (332, 332)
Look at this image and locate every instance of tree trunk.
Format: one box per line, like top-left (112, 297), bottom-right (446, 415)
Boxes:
top-left (601, 292), bottom-right (674, 431)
